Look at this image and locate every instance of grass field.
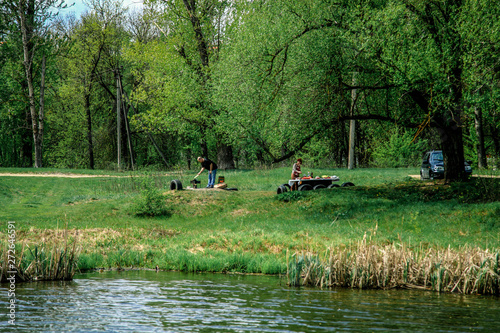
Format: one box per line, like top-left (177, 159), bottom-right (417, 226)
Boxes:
top-left (1, 166), bottom-right (499, 288)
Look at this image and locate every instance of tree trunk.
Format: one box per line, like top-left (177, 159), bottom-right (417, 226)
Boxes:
top-left (474, 106), bottom-right (487, 169)
top-left (442, 48), bottom-right (466, 181)
top-left (256, 149), bottom-right (265, 165)
top-left (19, 0), bottom-right (42, 168)
top-left (436, 113), bottom-right (466, 182)
top-left (183, 0), bottom-right (209, 68)
top-left (36, 54), bottom-right (46, 168)
top-left (217, 141), bottom-right (235, 170)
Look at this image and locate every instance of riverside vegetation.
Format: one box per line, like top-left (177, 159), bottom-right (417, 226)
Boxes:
top-left (1, 167), bottom-right (499, 294)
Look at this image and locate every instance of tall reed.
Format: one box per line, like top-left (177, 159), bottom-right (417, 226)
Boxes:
top-left (1, 230), bottom-right (79, 282)
top-left (287, 234), bottom-right (500, 295)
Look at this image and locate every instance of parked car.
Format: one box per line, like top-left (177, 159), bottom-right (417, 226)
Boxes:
top-left (420, 150), bottom-right (472, 180)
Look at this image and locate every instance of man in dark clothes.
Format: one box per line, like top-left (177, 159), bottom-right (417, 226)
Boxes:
top-left (195, 157), bottom-right (218, 188)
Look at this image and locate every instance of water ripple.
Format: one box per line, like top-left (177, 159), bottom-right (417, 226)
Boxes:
top-left (1, 270), bottom-right (499, 332)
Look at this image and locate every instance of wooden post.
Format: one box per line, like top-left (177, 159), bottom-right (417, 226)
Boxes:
top-left (348, 72), bottom-right (357, 170)
top-left (116, 68), bottom-right (121, 170)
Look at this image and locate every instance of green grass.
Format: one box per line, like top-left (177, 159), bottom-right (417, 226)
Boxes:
top-left (1, 166), bottom-right (499, 276)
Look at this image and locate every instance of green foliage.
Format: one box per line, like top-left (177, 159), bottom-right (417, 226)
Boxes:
top-left (159, 248), bottom-right (286, 274)
top-left (2, 0), bottom-right (499, 174)
top-left (77, 252), bottom-right (105, 271)
top-left (276, 191), bottom-right (308, 203)
top-left (131, 180), bottom-right (169, 217)
top-left (370, 128), bottom-right (428, 168)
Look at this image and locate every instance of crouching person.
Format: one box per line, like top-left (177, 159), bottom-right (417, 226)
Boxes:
top-left (195, 157), bottom-right (218, 188)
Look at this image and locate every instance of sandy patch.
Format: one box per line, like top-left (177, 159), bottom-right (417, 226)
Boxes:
top-left (231, 209), bottom-right (251, 217)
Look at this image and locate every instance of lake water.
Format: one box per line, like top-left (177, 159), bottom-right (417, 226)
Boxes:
top-left (2, 270), bottom-right (499, 332)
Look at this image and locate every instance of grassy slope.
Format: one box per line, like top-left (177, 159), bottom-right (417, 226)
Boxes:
top-left (1, 167), bottom-right (499, 273)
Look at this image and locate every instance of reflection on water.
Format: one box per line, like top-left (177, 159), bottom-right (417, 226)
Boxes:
top-left (1, 270), bottom-right (499, 332)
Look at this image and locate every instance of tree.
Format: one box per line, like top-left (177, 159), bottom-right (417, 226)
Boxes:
top-left (2, 0), bottom-right (498, 172)
top-left (0, 24), bottom-right (32, 167)
top-left (461, 0), bottom-right (500, 170)
top-left (215, 0), bottom-right (396, 166)
top-left (3, 0), bottom-right (66, 167)
top-left (371, 0), bottom-right (500, 179)
top-left (129, 0), bottom-right (236, 169)
top-left (216, 0), bottom-right (498, 180)
top-left (49, 0), bottom-right (128, 169)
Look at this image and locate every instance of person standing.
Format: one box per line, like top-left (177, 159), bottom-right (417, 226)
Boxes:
top-left (195, 157), bottom-right (218, 188)
top-left (291, 158), bottom-right (302, 190)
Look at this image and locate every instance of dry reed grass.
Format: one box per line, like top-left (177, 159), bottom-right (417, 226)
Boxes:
top-left (287, 234), bottom-right (500, 295)
top-left (11, 227), bottom-right (178, 249)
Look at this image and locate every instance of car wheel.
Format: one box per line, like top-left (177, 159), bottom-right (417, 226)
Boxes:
top-left (170, 179), bottom-right (183, 190)
top-left (327, 184), bottom-right (340, 188)
top-left (313, 184), bottom-right (326, 190)
top-left (277, 185), bottom-right (288, 195)
top-left (341, 182), bottom-right (355, 187)
top-left (282, 183), bottom-right (291, 189)
top-left (298, 184), bottom-right (313, 191)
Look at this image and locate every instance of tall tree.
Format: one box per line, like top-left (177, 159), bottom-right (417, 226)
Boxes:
top-left (70, 1), bottom-right (125, 169)
top-left (4, 0), bottom-right (66, 167)
top-left (130, 0), bottom-right (235, 169)
top-left (215, 0), bottom-right (378, 165)
top-left (352, 0), bottom-right (470, 180)
top-left (461, 0), bottom-right (500, 169)
top-left (216, 0), bottom-right (499, 180)
top-left (46, 0), bottom-right (129, 169)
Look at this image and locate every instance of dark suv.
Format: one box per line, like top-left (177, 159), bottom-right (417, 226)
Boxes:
top-left (420, 150), bottom-right (472, 180)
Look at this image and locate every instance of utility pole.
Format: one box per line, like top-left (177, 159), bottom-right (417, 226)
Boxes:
top-left (348, 72), bottom-right (357, 170)
top-left (116, 68), bottom-right (121, 170)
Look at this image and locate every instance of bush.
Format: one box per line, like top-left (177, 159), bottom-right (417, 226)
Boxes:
top-left (371, 128), bottom-right (428, 168)
top-left (131, 181), bottom-right (169, 217)
top-left (276, 191), bottom-right (308, 202)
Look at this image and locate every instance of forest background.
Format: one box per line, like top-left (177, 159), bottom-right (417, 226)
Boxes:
top-left (1, 0), bottom-right (499, 179)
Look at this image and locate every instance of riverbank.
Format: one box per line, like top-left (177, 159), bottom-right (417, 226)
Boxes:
top-left (1, 167), bottom-right (499, 293)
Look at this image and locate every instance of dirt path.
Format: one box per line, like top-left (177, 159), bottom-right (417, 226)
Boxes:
top-left (2, 173), bottom-right (497, 179)
top-left (0, 172), bottom-right (186, 178)
top-left (408, 174), bottom-right (500, 179)
top-left (0, 172), bottom-right (126, 178)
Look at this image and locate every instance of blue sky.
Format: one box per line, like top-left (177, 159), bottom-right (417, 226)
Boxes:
top-left (59, 0), bottom-right (144, 17)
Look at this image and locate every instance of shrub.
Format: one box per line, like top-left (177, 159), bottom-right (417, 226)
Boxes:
top-left (371, 128), bottom-right (428, 168)
top-left (131, 181), bottom-right (169, 217)
top-left (276, 191), bottom-right (308, 202)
